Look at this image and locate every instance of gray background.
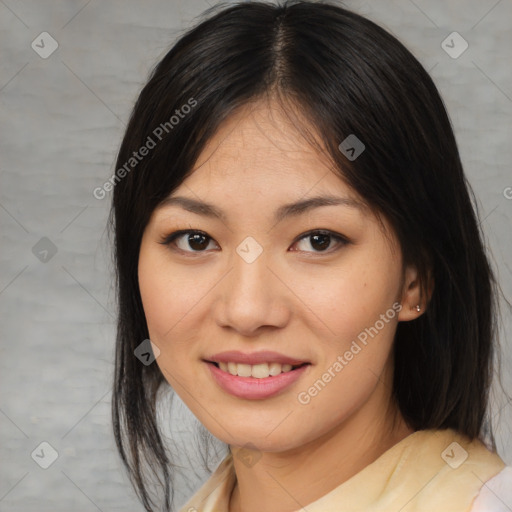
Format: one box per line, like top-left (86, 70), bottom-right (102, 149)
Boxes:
top-left (0, 0), bottom-right (511, 511)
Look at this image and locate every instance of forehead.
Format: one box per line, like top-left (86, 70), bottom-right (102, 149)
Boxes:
top-left (179, 99), bottom-right (356, 199)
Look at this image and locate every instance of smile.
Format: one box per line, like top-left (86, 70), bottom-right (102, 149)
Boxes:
top-left (204, 360), bottom-right (310, 400)
top-left (213, 361), bottom-right (304, 379)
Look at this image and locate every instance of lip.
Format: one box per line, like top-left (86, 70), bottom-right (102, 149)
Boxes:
top-left (205, 361), bottom-right (310, 400)
top-left (205, 350), bottom-right (308, 366)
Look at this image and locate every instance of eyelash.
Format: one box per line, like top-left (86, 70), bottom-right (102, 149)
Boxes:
top-left (158, 229), bottom-right (350, 257)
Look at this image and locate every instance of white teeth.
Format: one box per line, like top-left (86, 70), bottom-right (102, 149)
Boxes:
top-left (251, 363), bottom-right (269, 378)
top-left (236, 364), bottom-right (252, 377)
top-left (269, 362), bottom-right (282, 376)
top-left (216, 361), bottom-right (300, 378)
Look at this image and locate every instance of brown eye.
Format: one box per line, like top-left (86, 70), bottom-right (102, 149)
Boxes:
top-left (185, 232), bottom-right (210, 251)
top-left (160, 228), bottom-right (349, 256)
top-left (160, 230), bottom-right (219, 254)
top-left (291, 230), bottom-right (348, 254)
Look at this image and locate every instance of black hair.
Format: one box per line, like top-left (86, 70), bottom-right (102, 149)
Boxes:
top-left (110, 2), bottom-right (502, 510)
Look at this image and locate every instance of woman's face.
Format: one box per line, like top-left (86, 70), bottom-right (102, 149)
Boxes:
top-left (138, 101), bottom-right (418, 452)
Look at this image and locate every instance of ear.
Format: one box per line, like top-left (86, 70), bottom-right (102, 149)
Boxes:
top-left (397, 264), bottom-right (434, 322)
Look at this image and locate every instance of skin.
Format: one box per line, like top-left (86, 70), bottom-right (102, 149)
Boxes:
top-left (138, 99), bottom-right (424, 512)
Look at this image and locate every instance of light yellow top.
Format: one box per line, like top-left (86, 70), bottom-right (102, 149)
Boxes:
top-left (178, 428), bottom-right (506, 512)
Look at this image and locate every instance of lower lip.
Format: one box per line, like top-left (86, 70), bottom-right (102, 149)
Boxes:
top-left (205, 362), bottom-right (310, 400)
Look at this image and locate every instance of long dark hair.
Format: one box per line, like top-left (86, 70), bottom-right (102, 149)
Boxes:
top-left (110, 1), bottom-right (501, 510)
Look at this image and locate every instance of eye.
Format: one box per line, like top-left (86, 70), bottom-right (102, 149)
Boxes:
top-left (159, 228), bottom-right (349, 256)
top-left (290, 229), bottom-right (349, 254)
top-left (159, 230), bottom-right (218, 254)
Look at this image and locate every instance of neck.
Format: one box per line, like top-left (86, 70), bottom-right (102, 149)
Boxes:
top-left (228, 374), bottom-right (414, 512)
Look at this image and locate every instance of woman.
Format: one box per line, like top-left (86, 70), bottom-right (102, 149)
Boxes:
top-left (110, 2), bottom-right (511, 511)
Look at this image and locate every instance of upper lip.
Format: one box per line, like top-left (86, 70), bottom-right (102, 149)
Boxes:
top-left (205, 350), bottom-right (309, 366)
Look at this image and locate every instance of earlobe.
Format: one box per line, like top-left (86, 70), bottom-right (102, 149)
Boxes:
top-left (397, 265), bottom-right (432, 322)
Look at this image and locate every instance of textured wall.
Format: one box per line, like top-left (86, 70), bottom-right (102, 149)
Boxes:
top-left (1, 1), bottom-right (511, 511)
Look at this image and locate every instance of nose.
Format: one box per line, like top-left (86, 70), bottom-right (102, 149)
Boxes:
top-left (213, 245), bottom-right (290, 336)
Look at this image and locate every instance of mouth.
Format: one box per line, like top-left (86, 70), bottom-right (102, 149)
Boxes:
top-left (206, 360), bottom-right (310, 379)
top-left (203, 359), bottom-right (311, 400)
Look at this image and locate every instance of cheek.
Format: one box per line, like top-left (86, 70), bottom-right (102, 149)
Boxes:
top-left (138, 254), bottom-right (172, 339)
top-left (138, 251), bottom-right (205, 389)
top-left (289, 251), bottom-right (401, 347)
top-left (138, 245), bottom-right (211, 345)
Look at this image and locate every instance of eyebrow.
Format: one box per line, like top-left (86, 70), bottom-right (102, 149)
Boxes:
top-left (159, 194), bottom-right (364, 223)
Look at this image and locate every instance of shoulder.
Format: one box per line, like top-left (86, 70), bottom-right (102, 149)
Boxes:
top-left (470, 466), bottom-right (512, 512)
top-left (178, 453), bottom-right (235, 512)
